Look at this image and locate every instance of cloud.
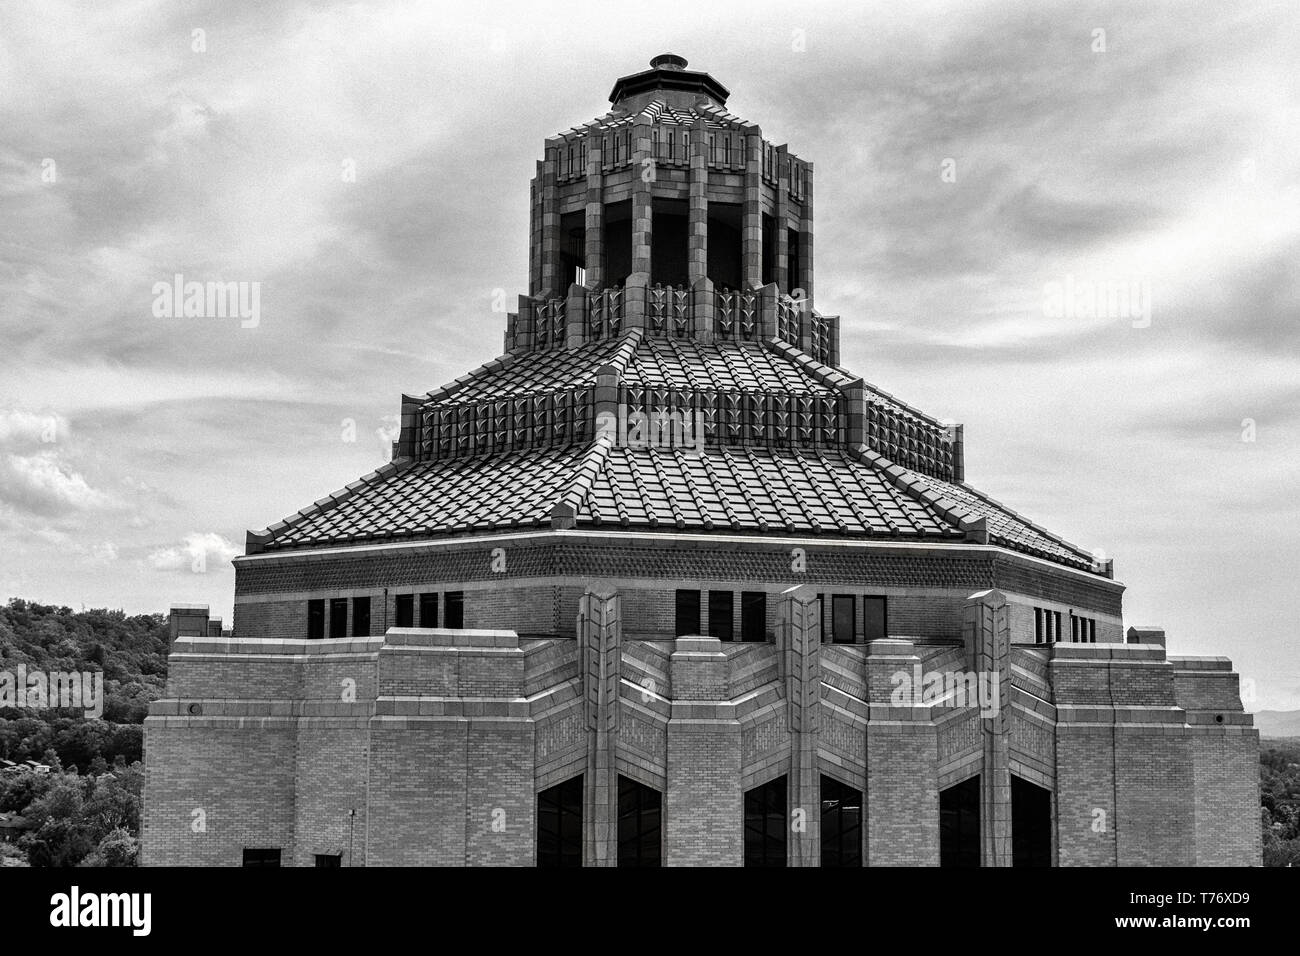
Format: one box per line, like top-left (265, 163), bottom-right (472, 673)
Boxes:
top-left (146, 532), bottom-right (239, 574)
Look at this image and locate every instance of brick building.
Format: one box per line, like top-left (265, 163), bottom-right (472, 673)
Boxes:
top-left (142, 55), bottom-right (1259, 867)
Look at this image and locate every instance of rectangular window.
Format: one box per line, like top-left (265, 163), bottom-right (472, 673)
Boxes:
top-left (708, 590), bottom-right (734, 642)
top-left (307, 599), bottom-right (324, 640)
top-left (617, 775), bottom-right (662, 867)
top-left (242, 848), bottom-right (281, 868)
top-left (744, 777), bottom-right (787, 867)
top-left (329, 598), bottom-right (348, 639)
top-left (832, 595), bottom-right (855, 644)
top-left (820, 776), bottom-right (863, 867)
top-left (675, 589), bottom-right (700, 637)
top-left (741, 591), bottom-right (767, 643)
top-left (444, 591), bottom-right (464, 629)
top-left (314, 853), bottom-right (341, 868)
top-left (1034, 607), bottom-right (1062, 644)
top-left (395, 593), bottom-right (414, 628)
top-left (352, 596), bottom-right (370, 637)
top-left (537, 776), bottom-right (583, 867)
top-left (419, 592), bottom-right (438, 628)
top-left (863, 596), bottom-right (887, 642)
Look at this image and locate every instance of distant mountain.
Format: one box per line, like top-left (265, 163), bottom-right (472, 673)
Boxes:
top-left (1255, 710), bottom-right (1300, 739)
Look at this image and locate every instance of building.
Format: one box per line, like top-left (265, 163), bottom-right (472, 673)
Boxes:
top-left (142, 55), bottom-right (1260, 867)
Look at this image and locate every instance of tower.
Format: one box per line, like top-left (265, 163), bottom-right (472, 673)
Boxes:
top-left (143, 55), bottom-right (1260, 869)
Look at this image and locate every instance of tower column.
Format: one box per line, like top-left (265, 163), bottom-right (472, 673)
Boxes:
top-left (539, 137), bottom-right (561, 299)
top-left (964, 589), bottom-right (1013, 867)
top-left (583, 122), bottom-right (604, 291)
top-left (778, 585), bottom-right (821, 866)
top-left (774, 144), bottom-right (789, 294)
top-left (579, 583), bottom-right (621, 866)
top-left (742, 127), bottom-right (763, 289)
top-left (625, 115), bottom-right (654, 331)
top-left (690, 116), bottom-right (714, 341)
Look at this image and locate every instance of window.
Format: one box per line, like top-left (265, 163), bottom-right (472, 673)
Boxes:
top-left (675, 589), bottom-right (700, 637)
top-left (314, 853), bottom-right (342, 868)
top-left (419, 592), bottom-right (438, 628)
top-left (741, 591), bottom-right (767, 642)
top-left (939, 776), bottom-right (980, 867)
top-left (352, 596), bottom-right (370, 637)
top-left (1034, 607), bottom-right (1063, 645)
top-left (708, 590), bottom-right (734, 642)
top-left (863, 596), bottom-right (887, 642)
top-left (707, 203), bottom-right (743, 290)
top-left (329, 598), bottom-right (348, 639)
top-left (242, 848), bottom-right (281, 868)
top-left (744, 777), bottom-right (787, 867)
top-left (617, 776), bottom-right (662, 867)
top-left (1012, 776), bottom-right (1052, 867)
top-left (820, 776), bottom-right (863, 867)
top-left (537, 776), bottom-right (583, 867)
top-left (1070, 614), bottom-right (1096, 644)
top-left (831, 595), bottom-right (855, 644)
top-left (307, 599), bottom-right (324, 640)
top-left (444, 591), bottom-right (464, 629)
top-left (394, 593), bottom-right (414, 628)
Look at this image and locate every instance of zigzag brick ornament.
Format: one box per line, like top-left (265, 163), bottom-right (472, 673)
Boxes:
top-left (143, 55), bottom-right (1260, 868)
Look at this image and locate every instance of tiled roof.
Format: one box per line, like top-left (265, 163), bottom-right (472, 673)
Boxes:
top-left (428, 332), bottom-right (838, 407)
top-left (265, 446), bottom-right (586, 548)
top-left (580, 446), bottom-right (959, 537)
top-left (626, 337), bottom-right (836, 394)
top-left (921, 477), bottom-right (1097, 571)
top-left (260, 442), bottom-right (963, 550)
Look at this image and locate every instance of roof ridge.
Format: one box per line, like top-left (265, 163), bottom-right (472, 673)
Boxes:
top-left (761, 338), bottom-right (856, 391)
top-left (424, 350), bottom-right (519, 403)
top-left (844, 443), bottom-right (984, 540)
top-left (949, 479), bottom-right (1100, 566)
top-left (247, 456), bottom-right (418, 554)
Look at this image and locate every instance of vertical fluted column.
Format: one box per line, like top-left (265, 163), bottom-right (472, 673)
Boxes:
top-left (779, 584), bottom-right (821, 866)
top-left (774, 144), bottom-right (789, 294)
top-left (690, 116), bottom-right (713, 340)
top-left (964, 589), bottom-right (1012, 867)
top-left (580, 583), bottom-right (622, 866)
top-left (625, 116), bottom-right (654, 332)
top-left (800, 161), bottom-right (815, 316)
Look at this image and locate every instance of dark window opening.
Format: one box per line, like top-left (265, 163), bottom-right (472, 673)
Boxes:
top-left (559, 210), bottom-right (586, 290)
top-left (650, 197), bottom-right (689, 288)
top-left (707, 202), bottom-right (742, 290)
top-left (314, 853), bottom-right (342, 868)
top-left (761, 213), bottom-right (776, 286)
top-left (242, 848), bottom-right (281, 868)
top-left (741, 591), bottom-right (767, 642)
top-left (787, 227), bottom-right (804, 296)
top-left (744, 776), bottom-right (787, 867)
top-left (820, 776), bottom-right (863, 867)
top-left (603, 200), bottom-right (632, 287)
top-left (419, 592), bottom-right (438, 628)
top-left (617, 775), bottom-right (662, 867)
top-left (444, 591), bottom-right (464, 629)
top-left (537, 776), bottom-right (583, 867)
top-left (352, 596), bottom-right (370, 637)
top-left (307, 599), bottom-right (324, 640)
top-left (863, 596), bottom-right (887, 642)
top-left (832, 595), bottom-right (855, 644)
top-left (708, 590), bottom-right (734, 642)
top-left (939, 776), bottom-right (981, 867)
top-left (394, 593), bottom-right (414, 628)
top-left (328, 598), bottom-right (348, 639)
top-left (675, 589), bottom-right (700, 637)
top-left (1012, 775), bottom-right (1052, 867)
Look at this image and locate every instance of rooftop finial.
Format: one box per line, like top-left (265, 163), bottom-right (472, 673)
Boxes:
top-left (650, 53), bottom-right (688, 71)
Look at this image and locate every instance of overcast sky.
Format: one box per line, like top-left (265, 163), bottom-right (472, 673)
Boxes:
top-left (1, 0), bottom-right (1296, 708)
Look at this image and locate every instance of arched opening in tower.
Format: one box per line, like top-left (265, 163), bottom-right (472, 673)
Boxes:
top-left (707, 202), bottom-right (742, 290)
